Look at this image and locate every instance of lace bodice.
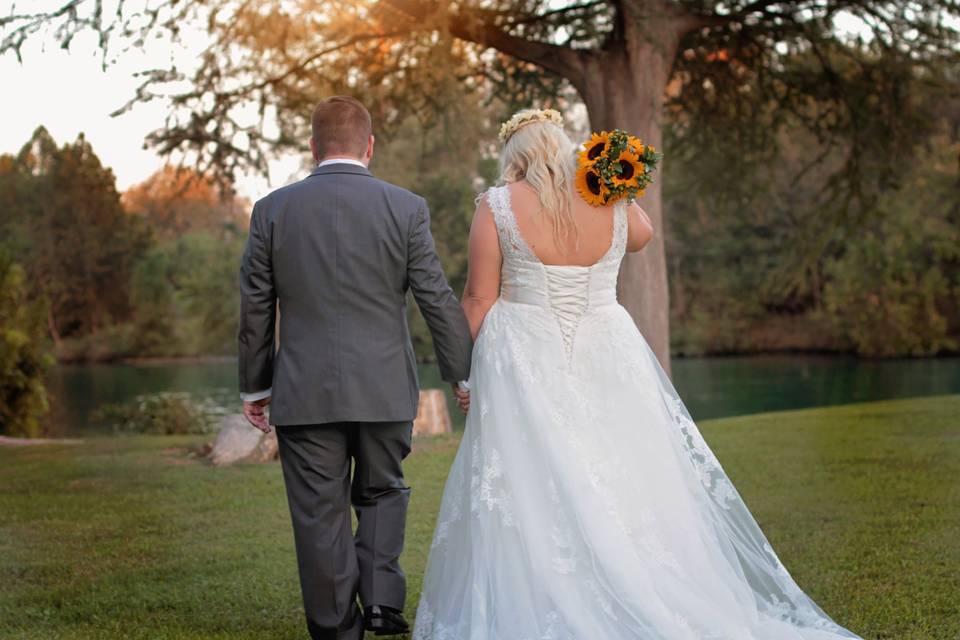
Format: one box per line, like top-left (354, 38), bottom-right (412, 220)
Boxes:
top-left (485, 184), bottom-right (628, 360)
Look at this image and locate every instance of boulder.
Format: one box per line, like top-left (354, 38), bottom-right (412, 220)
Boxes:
top-left (413, 389), bottom-right (453, 437)
top-left (208, 414), bottom-right (278, 465)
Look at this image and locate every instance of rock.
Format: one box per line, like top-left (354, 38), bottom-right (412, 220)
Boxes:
top-left (247, 424), bottom-right (279, 463)
top-left (413, 389), bottom-right (452, 437)
top-left (208, 414), bottom-right (278, 465)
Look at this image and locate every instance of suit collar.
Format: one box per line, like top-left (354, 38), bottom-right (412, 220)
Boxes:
top-left (308, 163), bottom-right (373, 178)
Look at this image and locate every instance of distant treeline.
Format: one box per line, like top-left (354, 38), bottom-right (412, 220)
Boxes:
top-left (664, 116), bottom-right (960, 357)
top-left (0, 126), bottom-right (249, 365)
top-left (1, 110), bottom-right (958, 373)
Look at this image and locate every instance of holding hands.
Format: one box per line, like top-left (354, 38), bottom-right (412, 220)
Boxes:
top-left (451, 382), bottom-right (470, 415)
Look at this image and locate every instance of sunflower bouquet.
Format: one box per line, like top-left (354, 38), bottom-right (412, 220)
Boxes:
top-left (575, 130), bottom-right (662, 206)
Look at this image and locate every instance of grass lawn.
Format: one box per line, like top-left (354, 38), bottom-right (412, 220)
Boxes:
top-left (1, 395), bottom-right (958, 640)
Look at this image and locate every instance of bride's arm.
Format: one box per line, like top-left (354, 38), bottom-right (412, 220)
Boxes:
top-left (626, 202), bottom-right (655, 252)
top-left (461, 196), bottom-right (503, 341)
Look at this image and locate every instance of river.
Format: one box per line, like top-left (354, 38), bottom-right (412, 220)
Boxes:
top-left (42, 354), bottom-right (960, 436)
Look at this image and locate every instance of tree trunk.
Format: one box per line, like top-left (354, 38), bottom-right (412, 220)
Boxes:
top-left (435, 0), bottom-right (690, 375)
top-left (47, 306), bottom-right (62, 349)
top-left (575, 31), bottom-right (676, 376)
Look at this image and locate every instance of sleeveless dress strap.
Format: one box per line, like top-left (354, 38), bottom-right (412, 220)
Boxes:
top-left (485, 185), bottom-right (536, 262)
top-left (485, 186), bottom-right (508, 235)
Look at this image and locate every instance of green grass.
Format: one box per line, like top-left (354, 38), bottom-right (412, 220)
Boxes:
top-left (1, 395), bottom-right (958, 639)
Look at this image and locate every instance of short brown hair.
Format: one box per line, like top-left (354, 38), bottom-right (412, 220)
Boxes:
top-left (311, 96), bottom-right (372, 159)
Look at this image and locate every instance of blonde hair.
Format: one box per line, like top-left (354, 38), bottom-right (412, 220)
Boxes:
top-left (498, 114), bottom-right (577, 247)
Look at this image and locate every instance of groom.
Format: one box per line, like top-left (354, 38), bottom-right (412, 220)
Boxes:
top-left (238, 95), bottom-right (473, 639)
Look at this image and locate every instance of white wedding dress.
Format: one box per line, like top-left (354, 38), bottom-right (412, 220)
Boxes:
top-left (413, 185), bottom-right (861, 640)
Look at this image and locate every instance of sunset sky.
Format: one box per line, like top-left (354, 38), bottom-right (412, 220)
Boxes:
top-left (0, 10), bottom-right (304, 203)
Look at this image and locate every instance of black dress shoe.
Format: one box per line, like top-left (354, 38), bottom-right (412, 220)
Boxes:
top-left (364, 604), bottom-right (410, 636)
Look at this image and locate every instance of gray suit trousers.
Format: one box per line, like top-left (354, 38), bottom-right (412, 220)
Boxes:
top-left (276, 421), bottom-right (413, 640)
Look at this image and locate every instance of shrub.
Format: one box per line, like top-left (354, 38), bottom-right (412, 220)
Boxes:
top-left (0, 254), bottom-right (53, 437)
top-left (90, 392), bottom-right (228, 435)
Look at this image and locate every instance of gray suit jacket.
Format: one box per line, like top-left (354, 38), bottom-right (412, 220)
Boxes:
top-left (238, 162), bottom-right (473, 425)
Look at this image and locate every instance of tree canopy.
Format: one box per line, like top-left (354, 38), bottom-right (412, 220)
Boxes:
top-left (122, 165), bottom-right (249, 240)
top-left (3, 1), bottom-right (953, 186)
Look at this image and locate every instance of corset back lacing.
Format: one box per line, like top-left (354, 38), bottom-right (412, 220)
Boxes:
top-left (486, 185), bottom-right (627, 365)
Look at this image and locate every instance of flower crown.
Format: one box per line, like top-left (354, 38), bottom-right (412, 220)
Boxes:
top-left (498, 108), bottom-right (564, 143)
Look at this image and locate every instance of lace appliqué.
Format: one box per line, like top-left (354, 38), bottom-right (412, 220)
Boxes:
top-left (668, 396), bottom-right (739, 508)
top-left (429, 467), bottom-right (464, 553)
top-left (470, 439), bottom-right (516, 527)
top-left (487, 185), bottom-right (539, 263)
top-left (545, 377), bottom-right (685, 580)
top-left (414, 601), bottom-right (577, 640)
top-left (547, 478), bottom-right (579, 575)
top-left (762, 543), bottom-right (849, 633)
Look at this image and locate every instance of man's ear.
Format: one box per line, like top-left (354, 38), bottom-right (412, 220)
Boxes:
top-left (309, 136), bottom-right (319, 162)
top-left (365, 134), bottom-right (375, 165)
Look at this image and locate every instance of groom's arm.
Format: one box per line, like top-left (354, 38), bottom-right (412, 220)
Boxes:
top-left (238, 200), bottom-right (276, 407)
top-left (406, 197), bottom-right (473, 383)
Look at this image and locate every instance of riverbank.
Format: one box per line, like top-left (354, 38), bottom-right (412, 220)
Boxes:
top-left (2, 395), bottom-right (958, 639)
top-left (0, 435), bottom-right (82, 447)
top-left (118, 355), bottom-right (237, 365)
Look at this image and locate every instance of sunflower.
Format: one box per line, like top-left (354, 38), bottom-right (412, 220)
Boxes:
top-left (580, 131), bottom-right (611, 164)
top-left (627, 134), bottom-right (645, 156)
top-left (611, 148), bottom-right (644, 188)
top-left (575, 164), bottom-right (607, 206)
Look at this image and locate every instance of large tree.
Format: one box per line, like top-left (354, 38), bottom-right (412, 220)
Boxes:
top-left (3, 0), bottom-right (956, 372)
top-left (0, 127), bottom-right (150, 342)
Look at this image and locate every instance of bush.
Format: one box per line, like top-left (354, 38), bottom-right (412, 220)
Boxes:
top-left (0, 254), bottom-right (53, 437)
top-left (90, 392), bottom-right (228, 435)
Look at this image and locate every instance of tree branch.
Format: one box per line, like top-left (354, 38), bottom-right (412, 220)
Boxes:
top-left (502, 1), bottom-right (607, 27)
top-left (677, 0), bottom-right (795, 35)
top-left (381, 0), bottom-right (587, 84)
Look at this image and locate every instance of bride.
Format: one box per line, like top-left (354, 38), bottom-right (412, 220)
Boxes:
top-left (413, 109), bottom-right (862, 640)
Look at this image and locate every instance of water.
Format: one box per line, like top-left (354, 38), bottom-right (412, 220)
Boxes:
top-left (671, 355), bottom-right (960, 419)
top-left (43, 355), bottom-right (960, 436)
